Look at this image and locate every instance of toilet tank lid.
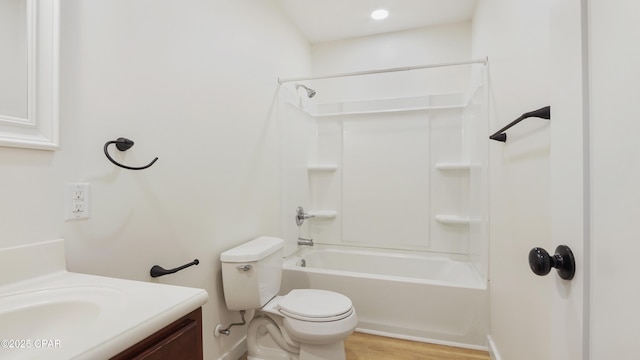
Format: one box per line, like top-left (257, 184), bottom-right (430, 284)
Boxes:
top-left (220, 236), bottom-right (284, 262)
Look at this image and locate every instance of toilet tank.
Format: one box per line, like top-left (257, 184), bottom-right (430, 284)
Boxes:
top-left (220, 236), bottom-right (284, 310)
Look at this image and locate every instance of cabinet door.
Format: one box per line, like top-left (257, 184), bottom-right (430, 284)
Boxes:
top-left (134, 318), bottom-right (200, 360)
top-left (111, 308), bottom-right (203, 360)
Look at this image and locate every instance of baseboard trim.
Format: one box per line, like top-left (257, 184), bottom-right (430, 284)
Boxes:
top-left (355, 327), bottom-right (488, 351)
top-left (218, 335), bottom-right (247, 360)
top-left (487, 335), bottom-right (502, 360)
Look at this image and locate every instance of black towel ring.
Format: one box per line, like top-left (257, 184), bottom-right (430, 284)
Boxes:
top-left (104, 137), bottom-right (158, 170)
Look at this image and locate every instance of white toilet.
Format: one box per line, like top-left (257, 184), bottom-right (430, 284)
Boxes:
top-left (220, 236), bottom-right (357, 360)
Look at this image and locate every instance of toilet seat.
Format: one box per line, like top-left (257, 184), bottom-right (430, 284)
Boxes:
top-left (277, 289), bottom-right (353, 322)
top-left (257, 289), bottom-right (358, 346)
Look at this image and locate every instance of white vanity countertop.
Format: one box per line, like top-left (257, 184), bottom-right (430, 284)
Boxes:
top-left (0, 239), bottom-right (208, 360)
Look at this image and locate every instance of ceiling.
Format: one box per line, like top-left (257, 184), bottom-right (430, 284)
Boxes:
top-left (274, 0), bottom-right (478, 44)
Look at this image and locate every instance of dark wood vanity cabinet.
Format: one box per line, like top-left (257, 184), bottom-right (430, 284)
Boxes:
top-left (111, 308), bottom-right (203, 360)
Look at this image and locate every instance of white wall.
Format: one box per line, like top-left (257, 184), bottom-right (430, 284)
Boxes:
top-left (311, 22), bottom-right (472, 101)
top-left (588, 1), bottom-right (640, 358)
top-left (0, 1), bottom-right (310, 359)
top-left (311, 22), bottom-right (471, 74)
top-left (471, 1), bottom-right (552, 359)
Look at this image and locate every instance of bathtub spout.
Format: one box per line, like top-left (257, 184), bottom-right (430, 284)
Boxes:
top-left (297, 237), bottom-right (314, 246)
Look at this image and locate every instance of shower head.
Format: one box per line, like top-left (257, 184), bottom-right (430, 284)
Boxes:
top-left (295, 83), bottom-right (316, 98)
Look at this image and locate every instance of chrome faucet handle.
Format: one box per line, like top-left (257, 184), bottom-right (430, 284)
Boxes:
top-left (295, 206), bottom-right (315, 226)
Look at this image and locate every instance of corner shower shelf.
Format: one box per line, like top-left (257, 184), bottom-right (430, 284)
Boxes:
top-left (434, 162), bottom-right (475, 171)
top-left (307, 164), bottom-right (338, 172)
top-left (287, 90), bottom-right (481, 118)
top-left (284, 81), bottom-right (485, 118)
top-left (312, 104), bottom-right (464, 117)
top-left (308, 210), bottom-right (337, 220)
top-left (435, 215), bottom-right (473, 225)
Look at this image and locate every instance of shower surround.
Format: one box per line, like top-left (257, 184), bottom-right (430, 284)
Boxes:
top-left (278, 61), bottom-right (489, 348)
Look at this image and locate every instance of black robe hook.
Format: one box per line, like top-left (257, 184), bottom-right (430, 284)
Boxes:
top-left (104, 137), bottom-right (158, 170)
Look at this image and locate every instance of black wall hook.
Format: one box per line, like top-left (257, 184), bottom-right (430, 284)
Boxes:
top-left (104, 137), bottom-right (158, 170)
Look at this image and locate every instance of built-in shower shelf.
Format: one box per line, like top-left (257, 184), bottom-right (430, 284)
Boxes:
top-left (435, 215), bottom-right (473, 225)
top-left (287, 92), bottom-right (471, 117)
top-left (308, 210), bottom-right (337, 220)
top-left (307, 164), bottom-right (338, 172)
top-left (435, 162), bottom-right (475, 171)
top-left (313, 104), bottom-right (464, 117)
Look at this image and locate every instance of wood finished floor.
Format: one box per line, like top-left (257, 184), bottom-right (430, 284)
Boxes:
top-left (239, 332), bottom-right (490, 360)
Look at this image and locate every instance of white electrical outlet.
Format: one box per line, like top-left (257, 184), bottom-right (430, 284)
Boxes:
top-left (65, 183), bottom-right (90, 220)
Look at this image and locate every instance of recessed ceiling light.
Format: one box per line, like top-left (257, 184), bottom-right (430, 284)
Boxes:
top-left (371, 9), bottom-right (389, 20)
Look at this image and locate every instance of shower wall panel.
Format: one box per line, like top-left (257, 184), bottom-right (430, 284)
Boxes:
top-left (280, 102), bottom-right (316, 256)
top-left (465, 88), bottom-right (489, 278)
top-left (341, 113), bottom-right (431, 248)
top-left (307, 119), bottom-right (342, 245)
top-left (428, 109), bottom-right (469, 254)
top-left (283, 100), bottom-right (482, 254)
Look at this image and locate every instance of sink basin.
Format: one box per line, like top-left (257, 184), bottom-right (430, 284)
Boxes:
top-left (0, 286), bottom-right (126, 340)
top-left (0, 239), bottom-right (208, 360)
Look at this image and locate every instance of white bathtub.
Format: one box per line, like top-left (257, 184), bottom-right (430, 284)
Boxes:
top-left (281, 245), bottom-right (488, 349)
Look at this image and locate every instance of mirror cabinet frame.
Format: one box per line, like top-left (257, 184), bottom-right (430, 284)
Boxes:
top-left (0, 0), bottom-right (59, 150)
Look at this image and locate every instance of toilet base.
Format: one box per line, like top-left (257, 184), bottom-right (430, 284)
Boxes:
top-left (248, 341), bottom-right (346, 360)
top-left (299, 341), bottom-right (346, 360)
top-left (247, 314), bottom-right (348, 360)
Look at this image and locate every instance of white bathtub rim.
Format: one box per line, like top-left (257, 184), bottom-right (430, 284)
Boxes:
top-left (283, 246), bottom-right (487, 290)
top-left (283, 262), bottom-right (486, 290)
top-left (293, 243), bottom-right (473, 262)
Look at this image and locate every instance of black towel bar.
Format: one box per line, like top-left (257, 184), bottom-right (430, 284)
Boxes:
top-left (150, 259), bottom-right (199, 278)
top-left (489, 106), bottom-right (550, 142)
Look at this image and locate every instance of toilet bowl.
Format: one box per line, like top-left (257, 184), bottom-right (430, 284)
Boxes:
top-left (220, 237), bottom-right (357, 360)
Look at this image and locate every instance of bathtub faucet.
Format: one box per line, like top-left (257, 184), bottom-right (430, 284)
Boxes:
top-left (297, 237), bottom-right (314, 246)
